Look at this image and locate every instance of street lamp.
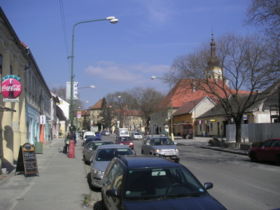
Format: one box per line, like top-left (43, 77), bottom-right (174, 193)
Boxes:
top-left (150, 75), bottom-right (174, 140)
top-left (69, 16), bottom-right (118, 131)
top-left (78, 85), bottom-right (96, 89)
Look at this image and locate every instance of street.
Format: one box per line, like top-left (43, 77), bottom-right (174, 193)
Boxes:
top-left (92, 135), bottom-right (280, 210)
top-left (0, 136), bottom-right (279, 210)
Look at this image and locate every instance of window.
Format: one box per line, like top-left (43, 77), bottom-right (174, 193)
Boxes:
top-left (262, 140), bottom-right (273, 148)
top-left (10, 65), bottom-right (13, 74)
top-left (271, 140), bottom-right (280, 148)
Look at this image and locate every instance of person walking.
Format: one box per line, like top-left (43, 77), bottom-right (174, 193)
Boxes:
top-left (63, 133), bottom-right (70, 154)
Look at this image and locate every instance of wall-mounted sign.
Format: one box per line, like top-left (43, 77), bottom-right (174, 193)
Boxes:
top-left (40, 115), bottom-right (46, 125)
top-left (2, 75), bottom-right (22, 102)
top-left (77, 111), bottom-right (81, 119)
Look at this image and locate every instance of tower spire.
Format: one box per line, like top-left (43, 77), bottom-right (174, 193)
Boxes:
top-left (206, 33), bottom-right (223, 80)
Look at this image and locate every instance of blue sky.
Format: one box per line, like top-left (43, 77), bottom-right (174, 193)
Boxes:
top-left (1, 0), bottom-right (256, 107)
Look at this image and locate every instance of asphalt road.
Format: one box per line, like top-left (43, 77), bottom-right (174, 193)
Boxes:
top-left (90, 136), bottom-right (280, 210)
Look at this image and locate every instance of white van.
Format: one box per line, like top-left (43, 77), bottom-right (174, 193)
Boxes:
top-left (118, 128), bottom-right (130, 137)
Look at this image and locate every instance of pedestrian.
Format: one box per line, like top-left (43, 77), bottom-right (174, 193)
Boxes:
top-left (63, 133), bottom-right (70, 154)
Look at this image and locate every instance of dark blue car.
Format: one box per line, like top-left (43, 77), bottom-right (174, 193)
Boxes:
top-left (101, 156), bottom-right (226, 210)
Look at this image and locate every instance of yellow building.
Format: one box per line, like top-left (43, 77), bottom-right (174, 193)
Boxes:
top-left (0, 8), bottom-right (52, 172)
top-left (0, 8), bottom-right (28, 171)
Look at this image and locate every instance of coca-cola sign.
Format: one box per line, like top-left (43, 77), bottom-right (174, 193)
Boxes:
top-left (2, 75), bottom-right (22, 101)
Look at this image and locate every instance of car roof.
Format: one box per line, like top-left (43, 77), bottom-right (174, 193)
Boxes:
top-left (118, 156), bottom-right (179, 169)
top-left (96, 144), bottom-right (130, 150)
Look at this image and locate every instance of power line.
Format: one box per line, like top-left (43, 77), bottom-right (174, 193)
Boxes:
top-left (58, 0), bottom-right (69, 58)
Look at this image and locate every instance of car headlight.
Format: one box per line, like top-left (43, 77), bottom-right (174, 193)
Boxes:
top-left (175, 149), bottom-right (179, 155)
top-left (155, 149), bottom-right (161, 154)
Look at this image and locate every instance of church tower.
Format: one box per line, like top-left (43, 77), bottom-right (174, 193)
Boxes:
top-left (206, 34), bottom-right (223, 80)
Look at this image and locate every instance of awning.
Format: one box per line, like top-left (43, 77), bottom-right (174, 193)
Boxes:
top-left (0, 105), bottom-right (16, 112)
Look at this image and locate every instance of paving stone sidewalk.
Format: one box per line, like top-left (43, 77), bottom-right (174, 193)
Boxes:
top-left (0, 138), bottom-right (91, 210)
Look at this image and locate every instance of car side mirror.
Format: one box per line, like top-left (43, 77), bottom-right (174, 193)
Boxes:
top-left (204, 182), bottom-right (213, 190)
top-left (106, 189), bottom-right (119, 198)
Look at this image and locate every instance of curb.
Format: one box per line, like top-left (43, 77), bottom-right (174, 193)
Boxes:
top-left (200, 146), bottom-right (248, 156)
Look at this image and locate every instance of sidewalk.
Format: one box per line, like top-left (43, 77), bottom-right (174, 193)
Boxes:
top-left (0, 138), bottom-right (91, 210)
top-left (176, 137), bottom-right (248, 156)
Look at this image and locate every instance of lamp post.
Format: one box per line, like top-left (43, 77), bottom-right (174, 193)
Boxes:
top-left (69, 16), bottom-right (118, 131)
top-left (150, 75), bottom-right (174, 140)
top-left (79, 85), bottom-right (96, 89)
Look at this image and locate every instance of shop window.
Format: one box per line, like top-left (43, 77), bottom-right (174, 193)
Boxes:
top-left (10, 65), bottom-right (13, 74)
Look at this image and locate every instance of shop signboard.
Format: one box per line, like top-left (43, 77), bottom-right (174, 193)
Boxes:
top-left (16, 143), bottom-right (39, 177)
top-left (2, 75), bottom-right (22, 102)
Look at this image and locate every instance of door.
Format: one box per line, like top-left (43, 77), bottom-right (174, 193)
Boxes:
top-left (257, 140), bottom-right (273, 161)
top-left (103, 161), bottom-right (124, 210)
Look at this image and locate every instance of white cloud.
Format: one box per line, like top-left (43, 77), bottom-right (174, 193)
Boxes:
top-left (85, 61), bottom-right (170, 85)
top-left (138, 0), bottom-right (175, 24)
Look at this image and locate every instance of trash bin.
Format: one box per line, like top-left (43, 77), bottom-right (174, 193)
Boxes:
top-left (35, 142), bottom-right (43, 154)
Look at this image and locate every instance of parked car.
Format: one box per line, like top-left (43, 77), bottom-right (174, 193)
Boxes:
top-left (131, 131), bottom-right (143, 140)
top-left (248, 138), bottom-right (280, 164)
top-left (101, 130), bottom-right (110, 136)
top-left (101, 156), bottom-right (226, 210)
top-left (83, 131), bottom-right (95, 143)
top-left (83, 140), bottom-right (114, 164)
top-left (83, 136), bottom-right (100, 146)
top-left (115, 136), bottom-right (134, 149)
top-left (90, 144), bottom-right (134, 189)
top-left (141, 136), bottom-right (179, 162)
top-left (95, 132), bottom-right (102, 139)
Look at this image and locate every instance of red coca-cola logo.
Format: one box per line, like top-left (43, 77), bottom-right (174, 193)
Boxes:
top-left (2, 77), bottom-right (22, 98)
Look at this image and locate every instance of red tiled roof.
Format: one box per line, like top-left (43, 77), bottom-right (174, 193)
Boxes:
top-left (81, 110), bottom-right (89, 116)
top-left (159, 79), bottom-right (250, 109)
top-left (89, 98), bottom-right (105, 110)
top-left (173, 97), bottom-right (205, 116)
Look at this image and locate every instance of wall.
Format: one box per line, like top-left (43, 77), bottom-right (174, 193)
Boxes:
top-left (226, 123), bottom-right (280, 142)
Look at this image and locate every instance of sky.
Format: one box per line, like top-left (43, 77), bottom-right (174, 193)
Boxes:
top-left (1, 0), bottom-right (257, 108)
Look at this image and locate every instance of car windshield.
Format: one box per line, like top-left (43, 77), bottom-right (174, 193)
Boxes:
top-left (96, 148), bottom-right (133, 161)
top-left (124, 166), bottom-right (205, 200)
top-left (150, 138), bottom-right (174, 146)
top-left (91, 142), bottom-right (113, 150)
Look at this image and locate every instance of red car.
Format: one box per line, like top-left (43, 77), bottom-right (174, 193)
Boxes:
top-left (249, 138), bottom-right (280, 164)
top-left (115, 136), bottom-right (134, 149)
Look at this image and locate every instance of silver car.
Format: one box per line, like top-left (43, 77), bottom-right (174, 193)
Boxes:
top-left (90, 144), bottom-right (134, 189)
top-left (83, 140), bottom-right (114, 164)
top-left (141, 136), bottom-right (179, 162)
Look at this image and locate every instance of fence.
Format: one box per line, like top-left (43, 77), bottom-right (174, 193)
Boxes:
top-left (226, 123), bottom-right (280, 142)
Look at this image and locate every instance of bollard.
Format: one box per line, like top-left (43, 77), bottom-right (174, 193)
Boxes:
top-left (68, 140), bottom-right (75, 158)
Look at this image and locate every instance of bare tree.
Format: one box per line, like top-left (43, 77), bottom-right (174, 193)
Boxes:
top-left (247, 0), bottom-right (280, 72)
top-left (130, 88), bottom-right (164, 133)
top-left (247, 0), bottom-right (280, 38)
top-left (166, 34), bottom-right (280, 143)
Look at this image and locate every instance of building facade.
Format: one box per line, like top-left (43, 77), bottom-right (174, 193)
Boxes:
top-left (0, 8), bottom-right (52, 171)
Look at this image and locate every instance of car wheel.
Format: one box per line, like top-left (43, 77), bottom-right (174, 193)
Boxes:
top-left (101, 194), bottom-right (107, 210)
top-left (249, 152), bottom-right (257, 162)
top-left (276, 155), bottom-right (280, 165)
